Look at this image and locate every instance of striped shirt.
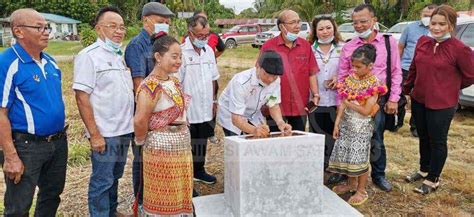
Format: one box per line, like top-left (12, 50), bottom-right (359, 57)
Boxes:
top-left (0, 43), bottom-right (65, 136)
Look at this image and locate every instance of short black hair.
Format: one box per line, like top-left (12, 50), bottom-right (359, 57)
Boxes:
top-left (94, 6), bottom-right (122, 26)
top-left (187, 15), bottom-right (208, 31)
top-left (353, 4), bottom-right (376, 17)
top-left (351, 44), bottom-right (377, 65)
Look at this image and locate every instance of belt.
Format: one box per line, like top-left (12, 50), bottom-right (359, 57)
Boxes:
top-left (12, 125), bottom-right (68, 143)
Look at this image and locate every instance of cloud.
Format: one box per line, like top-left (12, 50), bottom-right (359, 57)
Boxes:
top-left (220, 0), bottom-right (254, 14)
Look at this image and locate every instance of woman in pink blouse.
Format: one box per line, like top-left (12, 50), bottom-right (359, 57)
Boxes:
top-left (403, 5), bottom-right (474, 195)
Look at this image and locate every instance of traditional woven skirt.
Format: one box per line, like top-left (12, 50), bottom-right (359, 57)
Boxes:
top-left (142, 125), bottom-right (194, 216)
top-left (328, 108), bottom-right (374, 176)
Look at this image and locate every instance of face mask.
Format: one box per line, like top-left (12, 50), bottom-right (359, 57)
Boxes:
top-left (421, 17), bottom-right (430, 27)
top-left (318, 36), bottom-right (334, 45)
top-left (104, 38), bottom-right (122, 55)
top-left (281, 25), bottom-right (298, 42)
top-left (154, 23), bottom-right (169, 34)
top-left (427, 32), bottom-right (451, 42)
top-left (192, 38), bottom-right (208, 48)
top-left (355, 28), bottom-right (372, 39)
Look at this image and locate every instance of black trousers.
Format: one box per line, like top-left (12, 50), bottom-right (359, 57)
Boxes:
top-left (189, 121), bottom-right (215, 175)
top-left (412, 99), bottom-right (456, 182)
top-left (267, 115), bottom-right (307, 132)
top-left (308, 106), bottom-right (337, 169)
top-left (398, 69), bottom-right (416, 130)
top-left (4, 135), bottom-right (68, 217)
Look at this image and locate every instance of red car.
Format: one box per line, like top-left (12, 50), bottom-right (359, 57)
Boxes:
top-left (220, 24), bottom-right (274, 49)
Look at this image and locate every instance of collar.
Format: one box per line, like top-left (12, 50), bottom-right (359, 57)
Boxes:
top-left (251, 67), bottom-right (267, 87)
top-left (276, 34), bottom-right (301, 47)
top-left (96, 38), bottom-right (123, 56)
top-left (139, 28), bottom-right (153, 45)
top-left (12, 43), bottom-right (47, 63)
top-left (314, 42), bottom-right (336, 54)
top-left (183, 37), bottom-right (206, 53)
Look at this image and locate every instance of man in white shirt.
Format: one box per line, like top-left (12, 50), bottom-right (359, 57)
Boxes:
top-left (178, 15), bottom-right (219, 185)
top-left (218, 50), bottom-right (292, 136)
top-left (72, 7), bottom-right (134, 216)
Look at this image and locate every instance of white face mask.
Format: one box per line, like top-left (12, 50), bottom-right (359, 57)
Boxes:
top-left (427, 32), bottom-right (451, 42)
top-left (318, 36), bottom-right (334, 44)
top-left (355, 28), bottom-right (372, 39)
top-left (282, 25), bottom-right (299, 42)
top-left (154, 23), bottom-right (169, 34)
top-left (421, 17), bottom-right (430, 27)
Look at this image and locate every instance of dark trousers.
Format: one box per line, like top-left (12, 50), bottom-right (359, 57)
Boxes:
top-left (268, 115), bottom-right (307, 132)
top-left (131, 143), bottom-right (143, 205)
top-left (308, 106), bottom-right (337, 169)
top-left (370, 96), bottom-right (389, 179)
top-left (411, 99), bottom-right (456, 182)
top-left (398, 69), bottom-right (416, 130)
top-left (4, 135), bottom-right (68, 217)
top-left (189, 121), bottom-right (215, 175)
top-left (223, 128), bottom-right (239, 137)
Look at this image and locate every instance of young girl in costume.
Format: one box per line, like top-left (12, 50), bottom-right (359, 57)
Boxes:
top-left (328, 44), bottom-right (387, 206)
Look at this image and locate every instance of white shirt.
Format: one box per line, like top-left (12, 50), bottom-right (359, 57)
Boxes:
top-left (312, 43), bottom-right (342, 107)
top-left (72, 39), bottom-right (134, 137)
top-left (177, 37), bottom-right (220, 124)
top-left (217, 68), bottom-right (281, 135)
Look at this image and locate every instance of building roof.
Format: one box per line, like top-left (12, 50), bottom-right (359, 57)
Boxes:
top-left (40, 13), bottom-right (81, 24)
top-left (0, 13), bottom-right (81, 24)
top-left (215, 18), bottom-right (277, 26)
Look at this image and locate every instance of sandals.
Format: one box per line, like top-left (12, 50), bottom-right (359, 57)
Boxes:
top-left (348, 191), bottom-right (369, 206)
top-left (414, 180), bottom-right (439, 195)
top-left (332, 184), bottom-right (356, 195)
top-left (405, 171), bottom-right (427, 183)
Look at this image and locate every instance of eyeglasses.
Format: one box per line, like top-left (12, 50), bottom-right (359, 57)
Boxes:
top-left (352, 19), bottom-right (370, 26)
top-left (191, 31), bottom-right (210, 40)
top-left (282, 20), bottom-right (301, 26)
top-left (100, 24), bottom-right (126, 32)
top-left (16, 25), bottom-right (52, 34)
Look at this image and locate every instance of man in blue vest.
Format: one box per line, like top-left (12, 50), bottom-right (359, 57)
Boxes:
top-left (0, 8), bottom-right (67, 216)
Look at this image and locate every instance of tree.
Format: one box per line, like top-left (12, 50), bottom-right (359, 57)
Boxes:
top-left (237, 8), bottom-right (259, 18)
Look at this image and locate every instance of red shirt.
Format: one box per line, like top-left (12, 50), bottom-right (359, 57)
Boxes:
top-left (404, 36), bottom-right (474, 109)
top-left (260, 35), bottom-right (319, 116)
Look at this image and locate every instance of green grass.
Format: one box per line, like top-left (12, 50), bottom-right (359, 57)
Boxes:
top-left (44, 41), bottom-right (83, 56)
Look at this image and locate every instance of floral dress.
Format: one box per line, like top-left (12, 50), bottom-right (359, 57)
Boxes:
top-left (327, 74), bottom-right (387, 176)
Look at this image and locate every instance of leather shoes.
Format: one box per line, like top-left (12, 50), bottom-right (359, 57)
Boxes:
top-left (373, 177), bottom-right (392, 192)
top-left (326, 174), bottom-right (348, 185)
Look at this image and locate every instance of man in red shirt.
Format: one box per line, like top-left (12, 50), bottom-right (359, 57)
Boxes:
top-left (260, 10), bottom-right (320, 131)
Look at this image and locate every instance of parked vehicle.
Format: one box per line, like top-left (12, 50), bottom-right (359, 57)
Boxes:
top-left (252, 22), bottom-right (311, 48)
top-left (386, 21), bottom-right (416, 41)
top-left (220, 24), bottom-right (274, 49)
top-left (338, 22), bottom-right (389, 42)
top-left (456, 18), bottom-right (474, 108)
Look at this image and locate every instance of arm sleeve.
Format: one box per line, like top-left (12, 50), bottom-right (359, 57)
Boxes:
top-left (72, 53), bottom-right (96, 94)
top-left (388, 36), bottom-right (402, 102)
top-left (308, 46), bottom-right (319, 76)
top-left (212, 57), bottom-right (220, 81)
top-left (0, 61), bottom-right (16, 109)
top-left (399, 26), bottom-right (409, 46)
top-left (124, 43), bottom-right (147, 78)
top-left (457, 45), bottom-right (474, 89)
top-left (215, 33), bottom-right (226, 52)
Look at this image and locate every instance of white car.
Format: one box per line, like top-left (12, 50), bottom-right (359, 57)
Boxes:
top-left (456, 18), bottom-right (474, 108)
top-left (252, 22), bottom-right (311, 48)
top-left (386, 21), bottom-right (416, 41)
top-left (338, 22), bottom-right (389, 42)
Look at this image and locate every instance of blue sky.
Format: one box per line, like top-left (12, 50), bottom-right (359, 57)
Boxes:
top-left (220, 0), bottom-right (255, 14)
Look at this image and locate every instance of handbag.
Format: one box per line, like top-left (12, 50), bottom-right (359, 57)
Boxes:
top-left (383, 34), bottom-right (407, 132)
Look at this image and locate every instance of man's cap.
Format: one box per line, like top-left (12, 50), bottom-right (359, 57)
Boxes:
top-left (258, 50), bottom-right (284, 75)
top-left (142, 2), bottom-right (175, 18)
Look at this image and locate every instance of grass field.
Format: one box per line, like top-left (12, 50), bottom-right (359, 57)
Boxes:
top-left (0, 44), bottom-right (473, 215)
